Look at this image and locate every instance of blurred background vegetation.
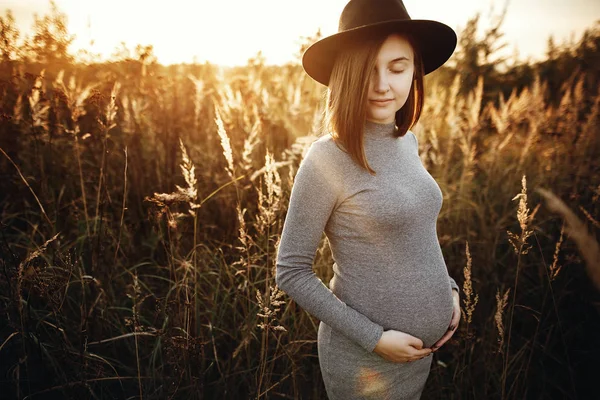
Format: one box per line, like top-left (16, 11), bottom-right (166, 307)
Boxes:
top-left (0, 3), bottom-right (599, 399)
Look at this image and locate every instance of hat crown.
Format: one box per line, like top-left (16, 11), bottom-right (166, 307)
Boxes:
top-left (303, 0), bottom-right (457, 85)
top-left (339, 0), bottom-right (411, 32)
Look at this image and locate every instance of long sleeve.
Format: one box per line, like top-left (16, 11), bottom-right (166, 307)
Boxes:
top-left (449, 277), bottom-right (459, 292)
top-left (410, 131), bottom-right (460, 295)
top-left (275, 141), bottom-right (384, 353)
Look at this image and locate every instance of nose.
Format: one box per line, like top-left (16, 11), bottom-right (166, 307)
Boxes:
top-left (372, 70), bottom-right (390, 93)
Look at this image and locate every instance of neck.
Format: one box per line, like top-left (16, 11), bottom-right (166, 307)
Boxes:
top-left (364, 119), bottom-right (396, 139)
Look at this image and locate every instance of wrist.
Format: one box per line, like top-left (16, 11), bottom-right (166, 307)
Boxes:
top-left (370, 325), bottom-right (384, 353)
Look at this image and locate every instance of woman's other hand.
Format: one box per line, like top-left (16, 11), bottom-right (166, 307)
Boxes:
top-left (431, 288), bottom-right (461, 352)
top-left (373, 330), bottom-right (432, 363)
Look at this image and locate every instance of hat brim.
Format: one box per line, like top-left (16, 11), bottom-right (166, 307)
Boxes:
top-left (302, 19), bottom-right (457, 86)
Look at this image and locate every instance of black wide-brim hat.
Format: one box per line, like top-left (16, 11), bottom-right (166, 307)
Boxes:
top-left (302, 0), bottom-right (457, 86)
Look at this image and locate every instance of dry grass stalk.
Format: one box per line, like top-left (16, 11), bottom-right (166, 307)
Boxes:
top-left (257, 151), bottom-right (282, 233)
top-left (114, 146), bottom-right (128, 263)
top-left (144, 140), bottom-right (200, 229)
top-left (581, 95), bottom-right (599, 144)
top-left (54, 71), bottom-right (97, 237)
top-left (232, 202), bottom-right (253, 278)
top-left (94, 81), bottom-right (121, 235)
top-left (13, 231), bottom-right (63, 365)
top-left (443, 75), bottom-right (461, 152)
top-left (188, 74), bottom-right (205, 131)
top-left (537, 188), bottom-right (600, 291)
top-left (13, 94), bottom-right (23, 124)
top-left (592, 185), bottom-right (600, 203)
top-left (242, 119), bottom-right (262, 171)
top-left (462, 241), bottom-right (479, 324)
top-left (214, 105), bottom-right (235, 178)
top-left (518, 119), bottom-right (539, 169)
top-left (0, 146), bottom-right (53, 226)
top-left (18, 232), bottom-right (60, 282)
top-left (466, 76), bottom-right (484, 134)
top-left (55, 70), bottom-right (96, 129)
top-left (176, 138), bottom-right (200, 216)
top-left (557, 77), bottom-right (585, 138)
top-left (579, 206), bottom-right (600, 229)
top-left (236, 204), bottom-right (249, 250)
top-left (256, 284), bottom-right (287, 397)
top-left (490, 92), bottom-right (509, 138)
top-left (216, 82), bottom-right (242, 124)
top-left (0, 332), bottom-right (19, 354)
top-left (507, 175), bottom-right (535, 255)
top-left (28, 69), bottom-right (49, 131)
top-left (249, 160), bottom-right (292, 182)
top-left (256, 287), bottom-right (287, 332)
top-left (428, 127), bottom-right (441, 168)
top-left (457, 79), bottom-right (481, 191)
top-left (495, 288), bottom-right (510, 352)
top-left (549, 223), bottom-right (565, 281)
top-left (104, 81), bottom-right (120, 129)
top-left (494, 89), bottom-right (524, 152)
top-left (127, 272), bottom-right (144, 399)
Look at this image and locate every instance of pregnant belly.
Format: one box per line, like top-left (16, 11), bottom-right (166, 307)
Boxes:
top-left (331, 267), bottom-right (455, 349)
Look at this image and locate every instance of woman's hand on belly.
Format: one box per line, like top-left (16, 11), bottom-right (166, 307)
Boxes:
top-left (431, 288), bottom-right (461, 351)
top-left (373, 330), bottom-right (433, 363)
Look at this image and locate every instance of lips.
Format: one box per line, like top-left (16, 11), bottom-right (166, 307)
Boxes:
top-left (369, 99), bottom-right (393, 106)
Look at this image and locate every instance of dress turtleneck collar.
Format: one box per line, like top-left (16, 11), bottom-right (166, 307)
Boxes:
top-left (363, 120), bottom-right (397, 140)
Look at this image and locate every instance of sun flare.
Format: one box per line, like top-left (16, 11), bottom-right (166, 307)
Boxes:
top-left (3, 0), bottom-right (599, 65)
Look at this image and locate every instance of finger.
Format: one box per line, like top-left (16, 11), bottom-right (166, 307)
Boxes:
top-left (452, 314), bottom-right (460, 327)
top-left (410, 347), bottom-right (433, 357)
top-left (405, 349), bottom-right (428, 359)
top-left (447, 312), bottom-right (459, 331)
top-left (413, 352), bottom-right (431, 362)
top-left (447, 308), bottom-right (456, 328)
top-left (434, 325), bottom-right (460, 350)
top-left (432, 331), bottom-right (452, 350)
top-left (449, 316), bottom-right (459, 331)
top-left (452, 306), bottom-right (461, 326)
top-left (407, 336), bottom-right (424, 350)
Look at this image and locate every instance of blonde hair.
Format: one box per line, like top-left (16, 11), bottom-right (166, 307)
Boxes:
top-left (325, 32), bottom-right (425, 175)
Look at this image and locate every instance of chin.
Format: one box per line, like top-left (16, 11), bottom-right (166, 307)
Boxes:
top-left (367, 112), bottom-right (395, 124)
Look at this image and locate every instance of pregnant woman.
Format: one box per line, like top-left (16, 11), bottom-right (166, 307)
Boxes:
top-left (275, 0), bottom-right (461, 398)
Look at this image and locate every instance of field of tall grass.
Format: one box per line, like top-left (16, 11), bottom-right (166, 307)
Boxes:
top-left (1, 17), bottom-right (600, 400)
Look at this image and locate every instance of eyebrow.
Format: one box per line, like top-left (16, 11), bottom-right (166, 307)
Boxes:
top-left (389, 57), bottom-right (410, 63)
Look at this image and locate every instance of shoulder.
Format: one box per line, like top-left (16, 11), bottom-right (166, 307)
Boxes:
top-left (294, 134), bottom-right (349, 190)
top-left (406, 130), bottom-right (420, 152)
top-left (406, 130), bottom-right (418, 145)
top-left (302, 133), bottom-right (348, 166)
top-left (307, 133), bottom-right (343, 155)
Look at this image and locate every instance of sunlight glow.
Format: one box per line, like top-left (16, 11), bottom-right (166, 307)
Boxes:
top-left (4, 0), bottom-right (600, 65)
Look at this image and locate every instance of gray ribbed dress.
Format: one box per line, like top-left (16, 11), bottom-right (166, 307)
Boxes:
top-left (275, 120), bottom-right (459, 400)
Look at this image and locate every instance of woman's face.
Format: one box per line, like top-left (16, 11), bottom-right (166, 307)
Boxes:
top-left (366, 34), bottom-right (415, 124)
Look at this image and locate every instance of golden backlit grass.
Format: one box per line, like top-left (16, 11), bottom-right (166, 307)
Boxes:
top-left (0, 57), bottom-right (598, 399)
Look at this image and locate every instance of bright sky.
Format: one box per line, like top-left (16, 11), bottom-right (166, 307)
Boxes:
top-left (3, 0), bottom-right (600, 66)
